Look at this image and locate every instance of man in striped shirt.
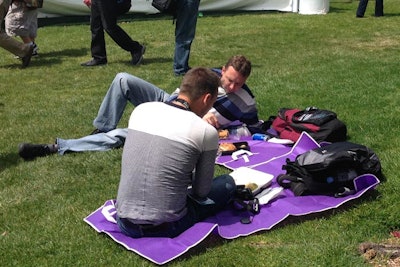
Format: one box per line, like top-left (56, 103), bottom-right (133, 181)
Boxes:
top-left (91, 55), bottom-right (259, 134)
top-left (18, 55), bottom-right (262, 159)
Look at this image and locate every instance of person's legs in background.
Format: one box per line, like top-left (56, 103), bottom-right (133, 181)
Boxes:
top-left (375, 0), bottom-right (384, 17)
top-left (97, 0), bottom-right (145, 65)
top-left (356, 0), bottom-right (368, 17)
top-left (173, 0), bottom-right (200, 76)
top-left (0, 0), bottom-right (33, 67)
top-left (82, 0), bottom-right (108, 66)
top-left (5, 2), bottom-right (38, 56)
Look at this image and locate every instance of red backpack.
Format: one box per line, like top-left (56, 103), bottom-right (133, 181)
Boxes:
top-left (271, 107), bottom-right (347, 143)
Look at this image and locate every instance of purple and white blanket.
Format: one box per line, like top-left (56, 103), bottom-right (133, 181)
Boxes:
top-left (84, 133), bottom-right (380, 265)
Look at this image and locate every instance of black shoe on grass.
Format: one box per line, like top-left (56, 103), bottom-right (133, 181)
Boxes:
top-left (18, 143), bottom-right (58, 160)
top-left (90, 128), bottom-right (105, 135)
top-left (21, 45), bottom-right (34, 68)
top-left (131, 45), bottom-right (146, 65)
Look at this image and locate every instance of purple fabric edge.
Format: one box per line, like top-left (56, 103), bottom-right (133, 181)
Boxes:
top-left (83, 132), bottom-right (381, 264)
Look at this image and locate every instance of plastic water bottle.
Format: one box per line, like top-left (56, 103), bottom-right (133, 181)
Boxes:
top-left (252, 133), bottom-right (270, 141)
top-left (229, 126), bottom-right (251, 140)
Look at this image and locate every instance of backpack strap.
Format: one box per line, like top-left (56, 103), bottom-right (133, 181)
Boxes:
top-left (277, 174), bottom-right (307, 196)
top-left (281, 158), bottom-right (310, 178)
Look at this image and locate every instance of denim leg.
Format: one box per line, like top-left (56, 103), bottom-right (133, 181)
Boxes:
top-left (166, 174), bottom-right (236, 237)
top-left (375, 0), bottom-right (383, 16)
top-left (197, 174), bottom-right (236, 217)
top-left (173, 0), bottom-right (200, 75)
top-left (93, 72), bottom-right (171, 131)
top-left (116, 216), bottom-right (144, 238)
top-left (356, 0), bottom-right (368, 17)
top-left (56, 128), bottom-right (128, 155)
top-left (164, 174), bottom-right (236, 237)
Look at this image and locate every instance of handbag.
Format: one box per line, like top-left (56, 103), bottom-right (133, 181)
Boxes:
top-left (151, 0), bottom-right (177, 17)
top-left (117, 0), bottom-right (131, 16)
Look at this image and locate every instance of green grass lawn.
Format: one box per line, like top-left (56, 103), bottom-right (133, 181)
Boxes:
top-left (1, 1), bottom-right (399, 266)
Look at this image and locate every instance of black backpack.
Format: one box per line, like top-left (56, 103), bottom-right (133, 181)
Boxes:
top-left (277, 142), bottom-right (382, 197)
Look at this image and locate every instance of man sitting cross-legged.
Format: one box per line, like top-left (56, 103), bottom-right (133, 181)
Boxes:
top-left (115, 67), bottom-right (236, 238)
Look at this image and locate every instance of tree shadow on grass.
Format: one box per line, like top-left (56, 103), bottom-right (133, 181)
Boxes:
top-left (0, 48), bottom-right (88, 69)
top-left (31, 48), bottom-right (89, 67)
top-left (120, 56), bottom-right (172, 66)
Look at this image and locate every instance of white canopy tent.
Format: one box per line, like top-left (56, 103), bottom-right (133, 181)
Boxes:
top-left (39, 0), bottom-right (295, 17)
top-left (38, 0), bottom-right (329, 18)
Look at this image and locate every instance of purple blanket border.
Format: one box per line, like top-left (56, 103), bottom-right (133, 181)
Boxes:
top-left (84, 133), bottom-right (380, 265)
top-left (84, 199), bottom-right (220, 265)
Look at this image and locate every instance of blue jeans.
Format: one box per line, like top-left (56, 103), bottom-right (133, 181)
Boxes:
top-left (173, 0), bottom-right (200, 75)
top-left (56, 72), bottom-right (176, 155)
top-left (56, 128), bottom-right (128, 155)
top-left (116, 174), bottom-right (236, 238)
top-left (93, 72), bottom-right (172, 132)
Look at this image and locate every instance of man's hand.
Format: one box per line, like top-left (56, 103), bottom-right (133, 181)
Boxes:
top-left (203, 113), bottom-right (220, 128)
top-left (83, 0), bottom-right (91, 8)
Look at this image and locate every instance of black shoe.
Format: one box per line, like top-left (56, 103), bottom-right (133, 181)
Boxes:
top-left (81, 58), bottom-right (107, 67)
top-left (90, 128), bottom-right (105, 135)
top-left (21, 45), bottom-right (34, 68)
top-left (32, 42), bottom-right (39, 57)
top-left (18, 143), bottom-right (58, 160)
top-left (174, 67), bottom-right (191, 76)
top-left (131, 45), bottom-right (146, 65)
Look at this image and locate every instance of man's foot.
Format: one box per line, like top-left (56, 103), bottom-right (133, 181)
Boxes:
top-left (21, 45), bottom-right (34, 68)
top-left (18, 143), bottom-right (58, 160)
top-left (15, 43), bottom-right (38, 58)
top-left (81, 58), bottom-right (107, 67)
top-left (90, 128), bottom-right (105, 135)
top-left (174, 67), bottom-right (191, 76)
top-left (131, 45), bottom-right (146, 65)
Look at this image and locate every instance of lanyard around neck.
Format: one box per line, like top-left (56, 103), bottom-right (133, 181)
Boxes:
top-left (173, 98), bottom-right (191, 111)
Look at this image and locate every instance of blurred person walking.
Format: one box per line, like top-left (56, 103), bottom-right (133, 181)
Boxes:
top-left (81, 0), bottom-right (145, 66)
top-left (173, 0), bottom-right (200, 76)
top-left (0, 0), bottom-right (34, 67)
top-left (5, 0), bottom-right (40, 57)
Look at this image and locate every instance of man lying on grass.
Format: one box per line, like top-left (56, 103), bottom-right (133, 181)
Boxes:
top-left (18, 55), bottom-right (263, 160)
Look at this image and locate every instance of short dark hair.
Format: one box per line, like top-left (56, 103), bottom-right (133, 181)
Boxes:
top-left (225, 55), bottom-right (252, 78)
top-left (180, 67), bottom-right (220, 101)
